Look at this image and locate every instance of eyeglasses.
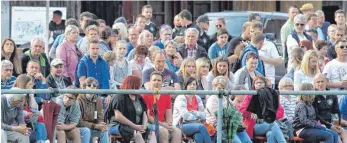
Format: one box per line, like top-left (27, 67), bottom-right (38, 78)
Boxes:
top-left (4, 69), bottom-right (13, 72)
top-left (87, 83), bottom-right (98, 88)
top-left (295, 23), bottom-right (305, 27)
top-left (340, 46), bottom-right (347, 49)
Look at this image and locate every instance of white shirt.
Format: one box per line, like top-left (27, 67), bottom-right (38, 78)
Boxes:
top-left (293, 69), bottom-right (315, 91)
top-left (259, 39), bottom-right (281, 84)
top-left (323, 59), bottom-right (347, 91)
top-left (286, 34), bottom-right (307, 72)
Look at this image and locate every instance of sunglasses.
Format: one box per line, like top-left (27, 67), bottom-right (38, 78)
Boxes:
top-left (87, 83), bottom-right (99, 88)
top-left (295, 23), bottom-right (305, 27)
top-left (340, 46), bottom-right (347, 49)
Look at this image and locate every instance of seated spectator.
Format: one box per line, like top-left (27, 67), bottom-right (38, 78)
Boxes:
top-left (130, 45), bottom-right (151, 78)
top-left (22, 38), bottom-right (50, 77)
top-left (195, 57), bottom-right (210, 91)
top-left (207, 57), bottom-right (234, 90)
top-left (278, 77), bottom-right (296, 122)
top-left (106, 76), bottom-right (148, 143)
top-left (177, 28), bottom-right (208, 60)
top-left (205, 76), bottom-right (251, 143)
top-left (313, 73), bottom-right (347, 142)
top-left (239, 76), bottom-right (286, 142)
top-left (99, 26), bottom-right (113, 56)
top-left (56, 25), bottom-right (84, 81)
top-left (163, 40), bottom-right (182, 72)
top-left (109, 40), bottom-right (133, 89)
top-left (177, 58), bottom-right (196, 89)
top-left (143, 51), bottom-right (180, 90)
top-left (142, 72), bottom-right (182, 143)
top-left (234, 53), bottom-right (262, 90)
top-left (228, 22), bottom-right (251, 59)
top-left (55, 86), bottom-right (82, 143)
top-left (172, 77), bottom-right (212, 143)
top-left (77, 77), bottom-right (109, 143)
top-left (232, 85), bottom-right (247, 109)
top-left (112, 22), bottom-right (127, 41)
top-left (1, 60), bottom-right (16, 89)
top-left (126, 26), bottom-right (140, 56)
top-left (285, 46), bottom-right (304, 79)
top-left (314, 40), bottom-right (330, 72)
top-left (143, 45), bottom-right (160, 72)
top-left (340, 75), bottom-right (347, 129)
top-left (127, 30), bottom-right (154, 61)
top-left (209, 17), bottom-right (232, 45)
top-left (26, 60), bottom-right (50, 102)
top-left (208, 28), bottom-right (229, 61)
top-left (1, 92), bottom-right (30, 142)
top-left (1, 38), bottom-right (22, 76)
top-left (46, 59), bottom-right (72, 99)
top-left (154, 25), bottom-right (173, 49)
top-left (293, 83), bottom-right (339, 143)
top-left (78, 24), bottom-right (100, 55)
top-left (294, 50), bottom-right (320, 90)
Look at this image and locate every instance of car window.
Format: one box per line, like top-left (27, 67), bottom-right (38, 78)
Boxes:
top-left (207, 16), bottom-right (249, 37)
top-left (263, 19), bottom-right (287, 43)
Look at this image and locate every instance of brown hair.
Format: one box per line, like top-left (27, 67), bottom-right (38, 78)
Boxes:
top-left (66, 85), bottom-right (80, 98)
top-left (251, 32), bottom-right (265, 44)
top-left (120, 75), bottom-right (142, 90)
top-left (315, 40), bottom-right (328, 51)
top-left (1, 38), bottom-right (22, 74)
top-left (250, 21), bottom-right (263, 30)
top-left (334, 9), bottom-right (345, 17)
top-left (307, 13), bottom-right (317, 21)
top-left (212, 57), bottom-right (229, 77)
top-left (13, 74), bottom-right (32, 89)
top-left (82, 77), bottom-right (99, 89)
top-left (216, 28), bottom-right (229, 37)
top-left (252, 75), bottom-right (268, 90)
top-left (246, 53), bottom-right (258, 61)
top-left (135, 44), bottom-right (148, 56)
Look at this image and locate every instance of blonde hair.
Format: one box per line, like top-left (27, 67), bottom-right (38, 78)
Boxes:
top-left (102, 51), bottom-right (116, 63)
top-left (212, 76), bottom-right (228, 89)
top-left (178, 58), bottom-right (196, 79)
top-left (300, 50), bottom-right (320, 76)
top-left (138, 30), bottom-right (153, 45)
top-left (299, 83), bottom-right (315, 103)
top-left (278, 77), bottom-right (293, 90)
top-left (64, 25), bottom-right (80, 40)
top-left (86, 25), bottom-right (99, 35)
top-left (148, 46), bottom-right (161, 60)
top-left (195, 57), bottom-right (210, 78)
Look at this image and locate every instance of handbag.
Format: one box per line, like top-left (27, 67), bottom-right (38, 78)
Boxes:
top-left (118, 124), bottom-right (134, 142)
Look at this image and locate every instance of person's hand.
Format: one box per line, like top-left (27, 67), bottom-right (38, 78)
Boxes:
top-left (133, 124), bottom-right (145, 132)
top-left (14, 124), bottom-right (28, 135)
top-left (105, 95), bottom-right (112, 106)
top-left (56, 122), bottom-right (67, 131)
top-left (35, 73), bottom-right (46, 83)
top-left (342, 81), bottom-right (347, 89)
top-left (251, 113), bottom-right (257, 120)
top-left (331, 125), bottom-right (342, 133)
top-left (95, 123), bottom-right (108, 131)
top-left (162, 122), bottom-right (173, 131)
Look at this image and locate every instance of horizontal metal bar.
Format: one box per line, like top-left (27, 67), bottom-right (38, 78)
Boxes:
top-left (1, 89), bottom-right (347, 95)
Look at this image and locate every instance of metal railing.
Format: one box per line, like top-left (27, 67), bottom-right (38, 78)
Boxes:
top-left (2, 89), bottom-right (347, 143)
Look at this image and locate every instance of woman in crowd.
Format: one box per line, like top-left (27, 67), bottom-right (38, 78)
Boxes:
top-left (56, 25), bottom-right (83, 81)
top-left (312, 73), bottom-right (347, 142)
top-left (107, 75), bottom-right (148, 143)
top-left (177, 58), bottom-right (196, 89)
top-left (285, 47), bottom-right (305, 79)
top-left (103, 51), bottom-right (116, 69)
top-left (229, 42), bottom-right (246, 73)
top-left (234, 53), bottom-right (262, 90)
top-left (12, 74), bottom-right (47, 143)
top-left (130, 45), bottom-right (151, 79)
top-left (314, 40), bottom-right (330, 72)
top-left (205, 76), bottom-right (251, 143)
top-left (278, 77), bottom-right (296, 122)
top-left (207, 57), bottom-right (234, 90)
top-left (195, 57), bottom-right (211, 100)
top-left (299, 40), bottom-right (314, 52)
top-left (232, 85), bottom-right (247, 109)
top-left (154, 25), bottom-right (173, 49)
top-left (99, 26), bottom-right (113, 55)
top-left (293, 83), bottom-right (339, 143)
top-left (110, 40), bottom-right (133, 89)
top-left (1, 38), bottom-right (22, 76)
top-left (127, 30), bottom-right (154, 61)
top-left (294, 50), bottom-right (320, 90)
top-left (239, 76), bottom-right (286, 142)
top-left (173, 77), bottom-right (212, 143)
top-left (112, 22), bottom-right (128, 41)
top-left (109, 28), bottom-right (120, 50)
top-left (164, 40), bottom-right (182, 72)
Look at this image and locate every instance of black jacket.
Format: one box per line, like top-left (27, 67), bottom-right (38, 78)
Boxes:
top-left (247, 87), bottom-right (279, 123)
top-left (197, 31), bottom-right (211, 52)
top-left (46, 74), bottom-right (72, 89)
top-left (21, 50), bottom-right (50, 77)
top-left (312, 94), bottom-right (340, 129)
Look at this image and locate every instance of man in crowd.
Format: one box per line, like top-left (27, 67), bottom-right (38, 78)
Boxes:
top-left (49, 10), bottom-right (66, 41)
top-left (77, 21), bottom-right (100, 54)
top-left (241, 31), bottom-right (265, 75)
top-left (55, 86), bottom-right (81, 143)
top-left (143, 51), bottom-right (180, 91)
top-left (248, 13), bottom-right (261, 22)
top-left (172, 15), bottom-right (184, 41)
top-left (327, 27), bottom-right (345, 60)
top-left (79, 11), bottom-right (93, 37)
top-left (315, 10), bottom-right (330, 39)
top-left (143, 72), bottom-right (182, 143)
top-left (305, 13), bottom-right (325, 40)
top-left (281, 6), bottom-right (299, 67)
top-left (334, 9), bottom-right (347, 37)
top-left (126, 26), bottom-right (140, 56)
top-left (176, 9), bottom-right (201, 43)
top-left (300, 3), bottom-right (314, 16)
top-left (97, 19), bottom-right (106, 32)
top-left (135, 14), bottom-right (147, 33)
top-left (46, 59), bottom-right (72, 89)
top-left (227, 22), bottom-right (252, 57)
top-left (22, 38), bottom-right (50, 77)
top-left (196, 14), bottom-right (211, 51)
top-left (142, 5), bottom-right (158, 40)
top-left (210, 17), bottom-right (232, 44)
top-left (26, 60), bottom-right (50, 102)
top-left (178, 28), bottom-right (208, 60)
top-left (1, 60), bottom-right (16, 89)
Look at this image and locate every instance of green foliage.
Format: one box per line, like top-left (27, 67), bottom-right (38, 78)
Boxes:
top-left (215, 105), bottom-right (243, 143)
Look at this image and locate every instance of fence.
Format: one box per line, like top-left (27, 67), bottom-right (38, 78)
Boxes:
top-left (2, 89), bottom-right (347, 143)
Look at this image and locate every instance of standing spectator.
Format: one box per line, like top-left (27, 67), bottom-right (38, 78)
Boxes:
top-left (306, 29), bottom-right (318, 45)
top-left (135, 14), bottom-right (147, 33)
top-left (97, 19), bottom-right (106, 32)
top-left (327, 27), bottom-right (345, 60)
top-left (153, 25), bottom-right (173, 49)
top-left (142, 72), bottom-right (182, 143)
top-left (79, 11), bottom-right (93, 37)
top-left (22, 38), bottom-right (50, 77)
top-left (49, 10), bottom-right (66, 41)
top-left (208, 28), bottom-right (229, 61)
top-left (103, 51), bottom-right (116, 74)
top-left (46, 59), bottom-right (72, 90)
top-left (55, 86), bottom-right (82, 143)
top-left (178, 9), bottom-right (201, 34)
top-left (172, 15), bottom-right (184, 43)
top-left (196, 15), bottom-right (211, 51)
top-left (112, 22), bottom-right (127, 41)
top-left (300, 3), bottom-right (314, 16)
top-left (56, 25), bottom-right (83, 81)
top-left (323, 40), bottom-right (347, 94)
top-left (176, 58), bottom-right (196, 89)
top-left (177, 28), bottom-right (208, 59)
top-left (327, 24), bottom-right (338, 41)
top-left (314, 40), bottom-right (329, 72)
top-left (163, 40), bottom-right (182, 72)
top-left (299, 40), bottom-right (314, 51)
top-left (281, 6), bottom-right (299, 65)
top-left (209, 17), bottom-right (232, 45)
top-left (126, 26), bottom-right (140, 56)
top-left (305, 13), bottom-right (325, 40)
top-left (1, 60), bottom-right (16, 89)
top-left (77, 78), bottom-right (109, 143)
top-left (315, 10), bottom-right (330, 39)
top-left (286, 14), bottom-right (312, 69)
top-left (227, 22), bottom-right (251, 57)
top-left (98, 26), bottom-right (113, 56)
top-left (76, 38), bottom-right (110, 95)
top-left (127, 30), bottom-right (154, 61)
top-left (78, 25), bottom-right (100, 55)
top-left (207, 57), bottom-right (234, 90)
top-left (234, 53), bottom-right (262, 90)
top-left (241, 31), bottom-right (265, 75)
top-left (143, 51), bottom-right (180, 90)
top-left (113, 17), bottom-right (128, 27)
top-left (229, 43), bottom-right (246, 73)
top-left (334, 10), bottom-right (347, 36)
top-left (293, 83), bottom-right (339, 143)
top-left (248, 13), bottom-right (261, 22)
top-left (173, 77), bottom-right (213, 143)
top-left (110, 40), bottom-right (133, 89)
top-left (142, 5), bottom-right (158, 40)
top-left (130, 45), bottom-right (151, 79)
top-left (285, 47), bottom-right (305, 79)
top-left (1, 38), bottom-right (22, 76)
top-left (278, 77), bottom-right (296, 122)
top-left (1, 93), bottom-right (30, 143)
top-left (293, 50), bottom-right (320, 91)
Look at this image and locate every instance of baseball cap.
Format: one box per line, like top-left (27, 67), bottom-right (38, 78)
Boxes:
top-left (114, 17), bottom-right (128, 24)
top-left (196, 15), bottom-right (210, 23)
top-left (51, 59), bottom-right (64, 67)
top-left (300, 3), bottom-right (314, 11)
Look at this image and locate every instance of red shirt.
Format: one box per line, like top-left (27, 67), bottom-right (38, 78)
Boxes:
top-left (186, 96), bottom-right (198, 111)
top-left (142, 94), bottom-right (172, 122)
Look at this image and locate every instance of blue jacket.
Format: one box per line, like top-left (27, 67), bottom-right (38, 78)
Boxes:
top-left (153, 40), bottom-right (164, 49)
top-left (240, 44), bottom-right (265, 76)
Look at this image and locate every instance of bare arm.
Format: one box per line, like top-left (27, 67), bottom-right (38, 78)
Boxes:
top-left (327, 82), bottom-right (343, 89)
top-left (260, 56), bottom-right (282, 66)
top-left (165, 109), bottom-right (173, 123)
top-left (114, 110), bottom-right (137, 128)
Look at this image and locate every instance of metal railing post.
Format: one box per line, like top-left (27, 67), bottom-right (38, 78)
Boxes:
top-left (217, 90), bottom-right (224, 143)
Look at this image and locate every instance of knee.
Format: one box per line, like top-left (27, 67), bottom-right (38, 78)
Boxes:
top-left (172, 127), bottom-right (182, 137)
top-left (80, 127), bottom-right (91, 136)
top-left (159, 128), bottom-right (169, 138)
top-left (71, 128), bottom-right (81, 140)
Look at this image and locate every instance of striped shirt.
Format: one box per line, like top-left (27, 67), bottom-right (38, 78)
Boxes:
top-left (1, 76), bottom-right (16, 89)
top-left (280, 95), bottom-right (297, 121)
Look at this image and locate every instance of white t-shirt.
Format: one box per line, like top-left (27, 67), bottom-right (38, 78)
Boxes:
top-left (293, 69), bottom-right (315, 91)
top-left (259, 39), bottom-right (281, 84)
top-left (323, 59), bottom-right (347, 90)
top-left (286, 34), bottom-right (307, 72)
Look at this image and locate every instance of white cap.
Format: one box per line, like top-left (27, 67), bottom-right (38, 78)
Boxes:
top-left (50, 59), bottom-right (64, 67)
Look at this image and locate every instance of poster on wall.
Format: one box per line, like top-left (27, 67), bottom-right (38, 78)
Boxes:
top-left (11, 6), bottom-right (67, 44)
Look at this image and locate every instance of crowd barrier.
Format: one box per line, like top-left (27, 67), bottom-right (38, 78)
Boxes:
top-left (2, 89), bottom-right (347, 143)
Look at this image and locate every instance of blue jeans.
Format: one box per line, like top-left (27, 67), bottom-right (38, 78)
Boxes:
top-left (254, 122), bottom-right (286, 143)
top-left (299, 126), bottom-right (339, 143)
top-left (182, 123), bottom-right (212, 143)
top-left (233, 131), bottom-right (252, 143)
top-left (79, 127), bottom-right (109, 143)
top-left (109, 124), bottom-right (120, 135)
top-left (35, 123), bottom-right (47, 141)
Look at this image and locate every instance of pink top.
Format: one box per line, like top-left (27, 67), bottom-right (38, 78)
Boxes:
top-left (56, 41), bottom-right (83, 81)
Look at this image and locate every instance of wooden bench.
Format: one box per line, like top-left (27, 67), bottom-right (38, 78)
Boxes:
top-left (182, 136), bottom-right (194, 142)
top-left (109, 135), bottom-right (122, 143)
top-left (254, 136), bottom-right (305, 143)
